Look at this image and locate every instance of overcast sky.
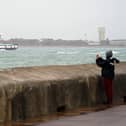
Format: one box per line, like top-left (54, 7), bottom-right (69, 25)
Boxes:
top-left (0, 0), bottom-right (126, 40)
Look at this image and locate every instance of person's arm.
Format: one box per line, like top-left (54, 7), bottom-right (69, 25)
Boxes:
top-left (111, 58), bottom-right (120, 64)
top-left (96, 55), bottom-right (106, 67)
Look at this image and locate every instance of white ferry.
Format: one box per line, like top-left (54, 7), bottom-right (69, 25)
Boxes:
top-left (0, 44), bottom-right (18, 50)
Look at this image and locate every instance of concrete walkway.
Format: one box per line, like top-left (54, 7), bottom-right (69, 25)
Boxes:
top-left (36, 105), bottom-right (126, 126)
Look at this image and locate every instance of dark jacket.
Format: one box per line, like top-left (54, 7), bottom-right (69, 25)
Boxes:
top-left (96, 57), bottom-right (120, 79)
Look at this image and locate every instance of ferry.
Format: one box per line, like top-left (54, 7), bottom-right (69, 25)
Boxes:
top-left (0, 44), bottom-right (18, 50)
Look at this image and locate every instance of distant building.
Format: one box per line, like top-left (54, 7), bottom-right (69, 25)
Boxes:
top-left (99, 38), bottom-right (110, 45)
top-left (98, 27), bottom-right (105, 42)
top-left (109, 39), bottom-right (126, 46)
top-left (87, 41), bottom-right (100, 46)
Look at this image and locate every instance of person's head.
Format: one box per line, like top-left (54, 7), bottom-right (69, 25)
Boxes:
top-left (106, 50), bottom-right (113, 58)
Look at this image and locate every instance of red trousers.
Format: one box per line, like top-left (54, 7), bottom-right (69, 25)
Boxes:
top-left (102, 78), bottom-right (113, 104)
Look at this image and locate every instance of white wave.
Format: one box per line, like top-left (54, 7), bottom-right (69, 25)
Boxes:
top-left (57, 51), bottom-right (78, 55)
top-left (0, 49), bottom-right (6, 51)
top-left (113, 51), bottom-right (119, 54)
top-left (89, 51), bottom-right (105, 55)
top-left (89, 51), bottom-right (120, 55)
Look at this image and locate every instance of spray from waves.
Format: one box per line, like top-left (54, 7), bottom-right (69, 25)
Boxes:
top-left (89, 51), bottom-right (120, 55)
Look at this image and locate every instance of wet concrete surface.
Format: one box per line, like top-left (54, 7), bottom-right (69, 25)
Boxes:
top-left (36, 105), bottom-right (126, 126)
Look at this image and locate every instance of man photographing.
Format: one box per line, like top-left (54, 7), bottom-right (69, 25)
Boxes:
top-left (96, 50), bottom-right (120, 105)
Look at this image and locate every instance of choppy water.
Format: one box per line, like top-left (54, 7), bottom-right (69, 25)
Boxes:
top-left (0, 46), bottom-right (126, 68)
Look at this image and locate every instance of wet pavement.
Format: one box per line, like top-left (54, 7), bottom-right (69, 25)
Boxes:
top-left (36, 105), bottom-right (126, 126)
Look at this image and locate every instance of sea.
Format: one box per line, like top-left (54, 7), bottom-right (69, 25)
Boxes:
top-left (0, 46), bottom-right (126, 69)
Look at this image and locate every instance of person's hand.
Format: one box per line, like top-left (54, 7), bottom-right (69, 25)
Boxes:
top-left (96, 54), bottom-right (99, 59)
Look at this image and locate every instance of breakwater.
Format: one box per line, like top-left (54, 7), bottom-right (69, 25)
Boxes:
top-left (0, 63), bottom-right (126, 122)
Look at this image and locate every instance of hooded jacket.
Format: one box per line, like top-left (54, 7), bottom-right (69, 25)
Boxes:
top-left (96, 57), bottom-right (120, 79)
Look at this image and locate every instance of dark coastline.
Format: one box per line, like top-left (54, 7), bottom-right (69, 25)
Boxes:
top-left (1, 38), bottom-right (126, 47)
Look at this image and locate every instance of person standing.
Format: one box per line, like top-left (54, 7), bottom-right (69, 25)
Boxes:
top-left (96, 50), bottom-right (120, 104)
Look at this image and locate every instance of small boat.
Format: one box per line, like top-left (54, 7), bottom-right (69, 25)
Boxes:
top-left (0, 44), bottom-right (18, 50)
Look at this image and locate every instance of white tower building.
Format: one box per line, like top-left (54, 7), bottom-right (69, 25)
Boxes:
top-left (98, 27), bottom-right (105, 41)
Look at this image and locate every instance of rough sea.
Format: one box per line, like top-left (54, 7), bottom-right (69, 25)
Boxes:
top-left (0, 46), bottom-right (126, 69)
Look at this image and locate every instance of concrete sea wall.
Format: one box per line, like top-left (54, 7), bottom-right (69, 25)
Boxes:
top-left (0, 63), bottom-right (126, 122)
